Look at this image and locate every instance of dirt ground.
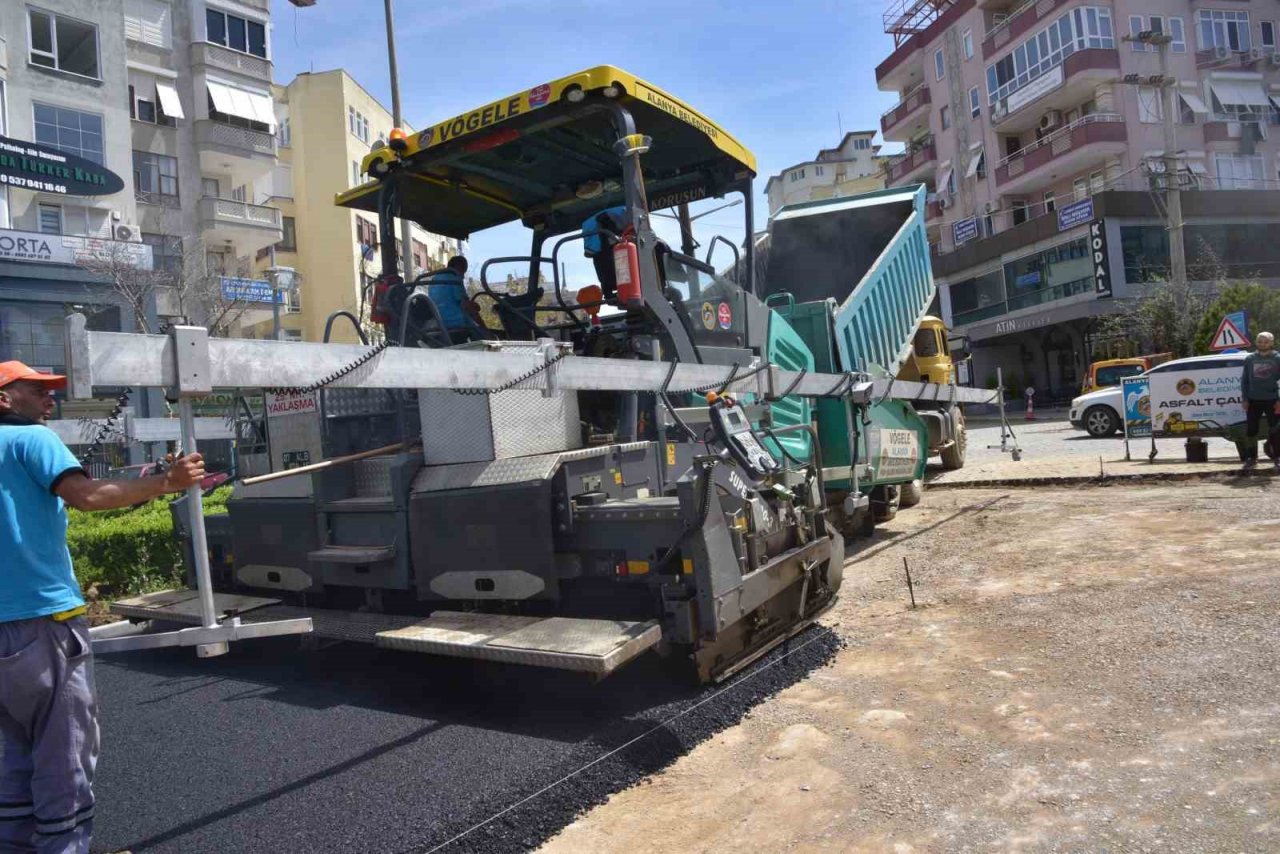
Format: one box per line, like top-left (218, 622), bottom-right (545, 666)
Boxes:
top-left (542, 479), bottom-right (1280, 853)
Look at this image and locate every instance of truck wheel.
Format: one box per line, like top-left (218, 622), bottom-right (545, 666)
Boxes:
top-left (871, 484), bottom-right (900, 523)
top-left (939, 409), bottom-right (967, 470)
top-left (899, 478), bottom-right (924, 508)
top-left (1084, 405), bottom-right (1118, 438)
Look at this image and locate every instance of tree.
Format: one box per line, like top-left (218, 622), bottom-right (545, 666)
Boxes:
top-left (1094, 274), bottom-right (1209, 359)
top-left (74, 229), bottom-right (254, 337)
top-left (1193, 284), bottom-right (1280, 353)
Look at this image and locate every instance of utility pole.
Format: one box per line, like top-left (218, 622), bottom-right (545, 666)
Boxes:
top-left (1120, 31), bottom-right (1186, 292)
top-left (383, 0), bottom-right (416, 284)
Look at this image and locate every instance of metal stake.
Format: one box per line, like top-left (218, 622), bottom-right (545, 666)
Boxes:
top-left (903, 556), bottom-right (916, 609)
top-left (178, 397), bottom-right (227, 658)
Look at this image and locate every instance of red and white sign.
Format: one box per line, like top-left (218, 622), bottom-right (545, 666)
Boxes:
top-left (265, 390), bottom-right (320, 417)
top-left (1209, 315), bottom-right (1249, 351)
top-left (529, 84), bottom-right (551, 109)
top-left (717, 302), bottom-right (733, 330)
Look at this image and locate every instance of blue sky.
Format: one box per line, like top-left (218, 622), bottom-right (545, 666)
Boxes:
top-left (270, 0), bottom-right (904, 278)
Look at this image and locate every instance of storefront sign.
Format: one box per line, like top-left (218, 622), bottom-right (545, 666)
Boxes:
top-left (0, 227), bottom-right (152, 268)
top-left (220, 276), bottom-right (281, 304)
top-left (991, 313), bottom-right (1052, 335)
top-left (1005, 65), bottom-right (1065, 116)
top-left (0, 135), bottom-right (124, 196)
top-left (1121, 376), bottom-right (1151, 438)
top-left (1089, 219), bottom-right (1111, 297)
top-left (952, 217), bottom-right (979, 246)
top-left (1150, 367), bottom-right (1244, 435)
top-left (1056, 197), bottom-right (1093, 231)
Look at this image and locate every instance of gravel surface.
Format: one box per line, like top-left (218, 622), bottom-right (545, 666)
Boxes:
top-left (90, 622), bottom-right (839, 853)
top-left (543, 480), bottom-right (1280, 852)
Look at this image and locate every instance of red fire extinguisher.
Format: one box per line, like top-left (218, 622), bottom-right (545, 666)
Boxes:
top-left (369, 273), bottom-right (401, 326)
top-left (613, 228), bottom-right (642, 307)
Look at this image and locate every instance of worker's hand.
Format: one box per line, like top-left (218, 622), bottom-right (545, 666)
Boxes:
top-left (161, 452), bottom-right (205, 492)
top-left (462, 297), bottom-right (482, 323)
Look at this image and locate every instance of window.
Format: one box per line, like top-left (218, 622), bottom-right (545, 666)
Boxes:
top-left (230, 184), bottom-right (246, 202)
top-left (277, 216), bottom-right (297, 251)
top-left (962, 28), bottom-right (974, 59)
top-left (1262, 21), bottom-right (1276, 49)
top-left (201, 177), bottom-right (219, 198)
top-left (815, 165), bottom-right (824, 176)
top-left (142, 233), bottom-right (183, 274)
top-left (1011, 199), bottom-right (1029, 226)
top-left (1074, 177), bottom-right (1089, 200)
top-left (133, 151), bottom-right (179, 203)
top-left (38, 203), bottom-right (62, 235)
top-left (1090, 170), bottom-right (1105, 194)
top-left (28, 9), bottom-right (100, 79)
top-left (1215, 153), bottom-right (1264, 189)
top-left (206, 83), bottom-right (272, 133)
top-left (1043, 190), bottom-right (1056, 213)
top-left (129, 82), bottom-right (177, 127)
top-left (33, 103), bottom-right (103, 164)
top-left (352, 160), bottom-right (361, 187)
top-left (1198, 9), bottom-right (1250, 51)
top-left (985, 7), bottom-right (1114, 106)
top-left (0, 79), bottom-right (6, 136)
top-left (854, 138), bottom-right (871, 150)
top-left (206, 7), bottom-right (267, 58)
top-left (1138, 86), bottom-right (1164, 123)
top-left (124, 0), bottom-right (171, 49)
top-left (1130, 16), bottom-right (1147, 51)
top-left (969, 86), bottom-right (981, 117)
top-left (935, 48), bottom-right (945, 80)
top-left (348, 108), bottom-right (370, 143)
top-left (277, 117), bottom-right (291, 147)
top-left (940, 105), bottom-right (951, 130)
top-left (1170, 17), bottom-right (1186, 52)
top-left (947, 168), bottom-right (957, 194)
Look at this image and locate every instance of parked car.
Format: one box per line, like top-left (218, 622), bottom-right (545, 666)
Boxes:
top-left (1069, 352), bottom-right (1247, 437)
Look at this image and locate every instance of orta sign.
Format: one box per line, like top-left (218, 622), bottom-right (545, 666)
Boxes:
top-left (0, 135), bottom-right (125, 196)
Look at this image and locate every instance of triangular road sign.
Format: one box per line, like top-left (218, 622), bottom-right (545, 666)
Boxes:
top-left (1210, 315), bottom-right (1250, 351)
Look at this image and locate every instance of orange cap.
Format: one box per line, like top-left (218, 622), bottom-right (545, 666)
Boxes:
top-left (0, 360), bottom-right (66, 390)
top-left (705, 391), bottom-right (719, 405)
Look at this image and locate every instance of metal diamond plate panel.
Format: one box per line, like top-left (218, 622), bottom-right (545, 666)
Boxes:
top-left (419, 390), bottom-right (495, 464)
top-left (324, 387), bottom-right (393, 418)
top-left (410, 452), bottom-right (564, 492)
top-left (489, 388), bottom-right (581, 459)
top-left (353, 457), bottom-right (394, 497)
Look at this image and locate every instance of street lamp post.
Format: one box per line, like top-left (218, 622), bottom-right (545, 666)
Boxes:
top-left (266, 265), bottom-right (296, 341)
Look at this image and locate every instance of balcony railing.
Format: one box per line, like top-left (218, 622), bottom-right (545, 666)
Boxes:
top-left (885, 137), bottom-right (937, 184)
top-left (199, 196), bottom-right (282, 230)
top-left (195, 119), bottom-right (277, 158)
top-left (995, 113), bottom-right (1124, 184)
top-left (190, 41), bottom-right (272, 80)
top-left (881, 85), bottom-right (932, 134)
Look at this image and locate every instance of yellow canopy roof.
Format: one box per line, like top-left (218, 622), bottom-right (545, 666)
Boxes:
top-left (335, 65), bottom-right (756, 239)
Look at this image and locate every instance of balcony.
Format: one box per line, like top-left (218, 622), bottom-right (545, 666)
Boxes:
top-left (881, 85), bottom-right (933, 141)
top-left (982, 0), bottom-right (1071, 58)
top-left (886, 138), bottom-right (938, 187)
top-left (995, 112), bottom-right (1126, 193)
top-left (876, 0), bottom-right (975, 92)
top-left (990, 48), bottom-right (1120, 132)
top-left (190, 42), bottom-right (272, 83)
top-left (195, 119), bottom-right (277, 187)
top-left (199, 196), bottom-right (282, 258)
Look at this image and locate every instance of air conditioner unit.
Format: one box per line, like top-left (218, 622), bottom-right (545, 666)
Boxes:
top-left (1249, 47), bottom-right (1264, 61)
top-left (992, 13), bottom-right (1009, 26)
top-left (983, 200), bottom-right (1000, 214)
top-left (114, 224), bottom-right (139, 242)
top-left (1213, 46), bottom-right (1231, 61)
top-left (1270, 51), bottom-right (1280, 66)
top-left (1039, 109), bottom-right (1062, 131)
top-left (939, 195), bottom-right (953, 209)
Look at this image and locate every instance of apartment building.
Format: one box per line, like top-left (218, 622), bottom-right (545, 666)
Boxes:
top-left (877, 0), bottom-right (1280, 398)
top-left (764, 130), bottom-right (889, 215)
top-left (250, 70), bottom-right (455, 343)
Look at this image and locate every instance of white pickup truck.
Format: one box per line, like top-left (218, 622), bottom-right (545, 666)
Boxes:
top-left (1068, 352), bottom-right (1248, 437)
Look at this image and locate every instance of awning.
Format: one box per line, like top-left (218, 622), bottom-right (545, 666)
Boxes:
top-left (155, 83), bottom-right (184, 119)
top-left (1208, 78), bottom-right (1271, 111)
top-left (1178, 86), bottom-right (1208, 116)
top-left (965, 145), bottom-right (985, 179)
top-left (936, 159), bottom-right (953, 192)
top-left (206, 81), bottom-right (274, 128)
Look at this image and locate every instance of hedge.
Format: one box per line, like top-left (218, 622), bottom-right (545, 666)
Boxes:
top-left (67, 487), bottom-right (231, 595)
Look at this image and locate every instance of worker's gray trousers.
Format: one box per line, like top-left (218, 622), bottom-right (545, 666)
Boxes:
top-left (0, 616), bottom-right (98, 854)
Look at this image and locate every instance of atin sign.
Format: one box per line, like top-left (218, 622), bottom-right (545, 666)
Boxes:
top-left (1089, 219), bottom-right (1111, 298)
top-left (0, 135), bottom-right (125, 196)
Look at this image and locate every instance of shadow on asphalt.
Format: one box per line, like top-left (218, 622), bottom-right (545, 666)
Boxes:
top-left (843, 493), bottom-right (1010, 563)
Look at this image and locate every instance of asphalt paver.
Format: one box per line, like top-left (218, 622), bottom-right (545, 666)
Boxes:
top-left (91, 627), bottom-right (839, 854)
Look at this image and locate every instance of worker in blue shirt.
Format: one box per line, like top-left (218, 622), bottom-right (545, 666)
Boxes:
top-left (414, 256), bottom-right (489, 344)
top-left (0, 360), bottom-right (204, 854)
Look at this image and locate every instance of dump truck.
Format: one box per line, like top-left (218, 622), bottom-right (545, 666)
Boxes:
top-left (758, 189), bottom-right (969, 526)
top-left (77, 66), bottom-right (994, 682)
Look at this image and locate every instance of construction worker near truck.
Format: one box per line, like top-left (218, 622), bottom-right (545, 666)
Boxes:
top-left (1240, 332), bottom-right (1280, 470)
top-left (0, 360), bottom-right (204, 853)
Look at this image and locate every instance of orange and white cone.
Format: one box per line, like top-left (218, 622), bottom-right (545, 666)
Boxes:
top-left (1025, 394), bottom-right (1036, 421)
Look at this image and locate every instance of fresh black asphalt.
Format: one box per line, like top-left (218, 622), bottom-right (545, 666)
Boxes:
top-left (89, 627), bottom-right (840, 854)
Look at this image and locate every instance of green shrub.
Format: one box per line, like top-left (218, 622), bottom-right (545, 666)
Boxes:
top-left (67, 486), bottom-right (231, 595)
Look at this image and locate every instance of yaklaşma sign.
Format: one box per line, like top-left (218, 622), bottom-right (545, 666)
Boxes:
top-left (0, 135), bottom-right (124, 196)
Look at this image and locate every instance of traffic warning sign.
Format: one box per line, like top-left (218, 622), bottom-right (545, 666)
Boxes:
top-left (1209, 315), bottom-right (1249, 351)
